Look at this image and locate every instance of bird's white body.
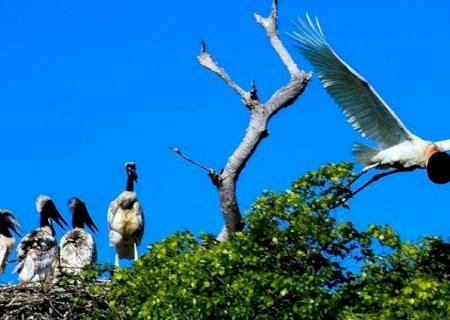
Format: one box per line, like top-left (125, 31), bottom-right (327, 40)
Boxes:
top-left (366, 139), bottom-right (433, 169)
top-left (291, 16), bottom-right (450, 175)
top-left (59, 227), bottom-right (96, 274)
top-left (14, 226), bottom-right (59, 282)
top-left (0, 235), bottom-right (15, 274)
top-left (108, 191), bottom-right (144, 262)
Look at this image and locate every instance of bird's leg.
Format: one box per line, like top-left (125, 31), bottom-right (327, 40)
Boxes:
top-left (348, 163), bottom-right (379, 187)
top-left (352, 168), bottom-right (408, 196)
top-left (335, 164), bottom-right (380, 206)
top-left (134, 243), bottom-right (138, 262)
top-left (115, 251), bottom-right (120, 267)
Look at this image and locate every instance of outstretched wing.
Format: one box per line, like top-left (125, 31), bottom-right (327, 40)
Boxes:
top-left (291, 15), bottom-right (416, 148)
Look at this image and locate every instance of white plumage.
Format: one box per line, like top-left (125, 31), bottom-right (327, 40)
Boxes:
top-left (291, 15), bottom-right (450, 187)
top-left (0, 210), bottom-right (22, 275)
top-left (59, 197), bottom-right (98, 275)
top-left (108, 162), bottom-right (144, 267)
top-left (14, 195), bottom-right (67, 282)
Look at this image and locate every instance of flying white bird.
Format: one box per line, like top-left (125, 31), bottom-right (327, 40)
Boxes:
top-left (0, 210), bottom-right (22, 275)
top-left (14, 195), bottom-right (68, 282)
top-left (59, 197), bottom-right (98, 275)
top-left (291, 15), bottom-right (450, 191)
top-left (108, 162), bottom-right (144, 267)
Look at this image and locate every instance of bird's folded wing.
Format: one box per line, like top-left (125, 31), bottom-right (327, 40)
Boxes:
top-left (133, 201), bottom-right (144, 245)
top-left (0, 244), bottom-right (7, 270)
top-left (291, 15), bottom-right (416, 148)
top-left (107, 200), bottom-right (118, 227)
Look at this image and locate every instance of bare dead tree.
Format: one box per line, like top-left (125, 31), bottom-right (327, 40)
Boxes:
top-left (171, 0), bottom-right (311, 241)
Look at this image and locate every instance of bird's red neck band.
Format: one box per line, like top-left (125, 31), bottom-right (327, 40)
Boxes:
top-left (426, 144), bottom-right (440, 165)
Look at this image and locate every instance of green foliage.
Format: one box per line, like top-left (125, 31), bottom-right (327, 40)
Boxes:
top-left (86, 163), bottom-right (449, 319)
top-left (340, 237), bottom-right (450, 319)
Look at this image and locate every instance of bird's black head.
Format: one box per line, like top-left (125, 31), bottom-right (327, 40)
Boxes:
top-left (0, 209), bottom-right (23, 237)
top-left (125, 162), bottom-right (138, 182)
top-left (36, 195), bottom-right (68, 230)
top-left (427, 152), bottom-right (450, 184)
top-left (68, 197), bottom-right (98, 234)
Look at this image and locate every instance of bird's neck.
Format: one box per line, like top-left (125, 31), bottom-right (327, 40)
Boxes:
top-left (0, 226), bottom-right (12, 238)
top-left (436, 139), bottom-right (450, 152)
top-left (40, 214), bottom-right (56, 235)
top-left (72, 214), bottom-right (85, 229)
top-left (40, 214), bottom-right (50, 227)
top-left (126, 175), bottom-right (135, 192)
top-left (425, 144), bottom-right (440, 165)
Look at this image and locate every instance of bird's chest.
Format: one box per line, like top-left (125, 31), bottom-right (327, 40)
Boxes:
top-left (112, 210), bottom-right (140, 235)
top-left (0, 235), bottom-right (15, 250)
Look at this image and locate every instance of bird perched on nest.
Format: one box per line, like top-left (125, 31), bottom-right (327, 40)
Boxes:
top-left (108, 162), bottom-right (144, 267)
top-left (0, 210), bottom-right (22, 275)
top-left (291, 15), bottom-right (450, 192)
top-left (14, 195), bottom-right (68, 282)
top-left (58, 197), bottom-right (98, 275)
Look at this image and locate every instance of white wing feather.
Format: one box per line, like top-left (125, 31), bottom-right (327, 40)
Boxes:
top-left (14, 227), bottom-right (59, 282)
top-left (291, 15), bottom-right (417, 148)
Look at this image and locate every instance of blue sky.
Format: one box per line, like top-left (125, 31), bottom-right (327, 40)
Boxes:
top-left (0, 0), bottom-right (449, 283)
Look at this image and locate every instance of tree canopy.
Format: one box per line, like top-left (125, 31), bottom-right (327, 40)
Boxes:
top-left (77, 163), bottom-right (449, 319)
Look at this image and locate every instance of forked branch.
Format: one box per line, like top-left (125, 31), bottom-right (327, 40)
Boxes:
top-left (173, 0), bottom-right (311, 241)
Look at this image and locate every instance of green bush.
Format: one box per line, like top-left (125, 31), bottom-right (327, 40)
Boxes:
top-left (87, 163), bottom-right (449, 319)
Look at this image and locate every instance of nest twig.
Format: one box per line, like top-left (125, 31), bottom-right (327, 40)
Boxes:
top-left (0, 280), bottom-right (112, 319)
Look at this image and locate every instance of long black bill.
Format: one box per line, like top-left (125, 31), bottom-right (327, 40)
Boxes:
top-left (45, 200), bottom-right (68, 229)
top-left (69, 197), bottom-right (99, 234)
top-left (53, 211), bottom-right (69, 230)
top-left (2, 211), bottom-right (23, 237)
top-left (9, 218), bottom-right (24, 237)
top-left (85, 212), bottom-right (99, 234)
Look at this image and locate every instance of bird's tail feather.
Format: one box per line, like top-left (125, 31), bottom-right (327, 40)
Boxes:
top-left (352, 143), bottom-right (379, 165)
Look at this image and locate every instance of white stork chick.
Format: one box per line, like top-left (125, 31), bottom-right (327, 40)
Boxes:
top-left (14, 195), bottom-right (68, 282)
top-left (291, 16), bottom-right (450, 191)
top-left (0, 210), bottom-right (22, 275)
top-left (108, 162), bottom-right (144, 267)
top-left (59, 197), bottom-right (98, 275)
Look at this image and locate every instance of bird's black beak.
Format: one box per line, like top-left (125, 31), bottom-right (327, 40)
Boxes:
top-left (69, 197), bottom-right (99, 234)
top-left (10, 219), bottom-right (24, 237)
top-left (53, 211), bottom-right (69, 230)
top-left (86, 217), bottom-right (99, 234)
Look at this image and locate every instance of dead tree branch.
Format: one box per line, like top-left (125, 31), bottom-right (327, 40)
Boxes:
top-left (173, 0), bottom-right (311, 241)
top-left (198, 41), bottom-right (260, 109)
